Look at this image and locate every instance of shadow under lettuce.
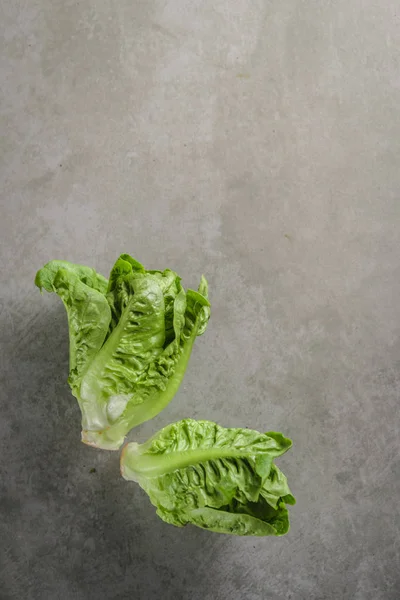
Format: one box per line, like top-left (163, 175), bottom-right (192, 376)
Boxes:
top-left (0, 305), bottom-right (232, 600)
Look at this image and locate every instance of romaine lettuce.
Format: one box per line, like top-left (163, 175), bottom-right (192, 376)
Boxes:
top-left (35, 255), bottom-right (210, 450)
top-left (121, 419), bottom-right (295, 536)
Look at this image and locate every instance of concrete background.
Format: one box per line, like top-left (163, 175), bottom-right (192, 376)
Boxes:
top-left (1, 1), bottom-right (399, 599)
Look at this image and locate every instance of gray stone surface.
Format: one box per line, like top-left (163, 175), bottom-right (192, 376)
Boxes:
top-left (1, 1), bottom-right (400, 599)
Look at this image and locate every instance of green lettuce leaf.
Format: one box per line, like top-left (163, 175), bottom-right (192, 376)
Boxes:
top-left (35, 256), bottom-right (210, 450)
top-left (35, 261), bottom-right (111, 389)
top-left (120, 419), bottom-right (295, 536)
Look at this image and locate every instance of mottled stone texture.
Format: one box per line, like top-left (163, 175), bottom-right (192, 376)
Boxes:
top-left (1, 1), bottom-right (400, 599)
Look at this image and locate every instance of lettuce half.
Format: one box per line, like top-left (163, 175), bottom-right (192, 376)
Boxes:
top-left (35, 255), bottom-right (210, 450)
top-left (121, 419), bottom-right (295, 536)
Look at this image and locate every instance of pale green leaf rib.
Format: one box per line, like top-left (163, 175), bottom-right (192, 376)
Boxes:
top-left (142, 419), bottom-right (289, 454)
